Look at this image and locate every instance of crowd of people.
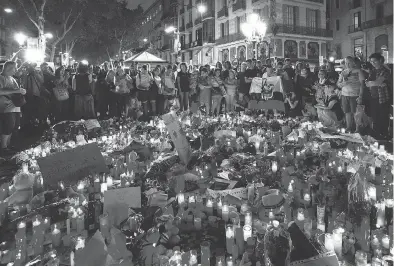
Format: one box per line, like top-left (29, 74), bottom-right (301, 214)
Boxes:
top-left (0, 52), bottom-right (392, 155)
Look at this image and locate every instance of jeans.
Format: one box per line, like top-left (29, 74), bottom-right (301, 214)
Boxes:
top-left (179, 91), bottom-right (189, 111)
top-left (225, 94), bottom-right (236, 112)
top-left (369, 98), bottom-right (390, 138)
top-left (212, 95), bottom-right (223, 115)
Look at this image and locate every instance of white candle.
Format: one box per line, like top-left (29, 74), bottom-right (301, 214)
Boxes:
top-left (51, 226), bottom-right (62, 247)
top-left (297, 209), bottom-right (305, 221)
top-left (70, 251), bottom-right (75, 266)
top-left (101, 183), bottom-right (108, 193)
top-left (243, 225), bottom-right (252, 241)
top-left (341, 128), bottom-right (345, 134)
top-left (376, 202), bottom-right (386, 228)
top-left (66, 218), bottom-right (70, 235)
top-left (17, 221), bottom-right (26, 235)
top-left (317, 222), bottom-right (326, 232)
top-left (76, 214), bottom-right (85, 234)
top-left (77, 182), bottom-right (84, 193)
top-left (32, 218), bottom-right (41, 235)
top-left (227, 256), bottom-right (233, 266)
top-left (106, 176), bottom-right (113, 187)
top-left (272, 161), bottom-right (278, 173)
top-left (255, 142), bottom-right (260, 151)
top-left (379, 145), bottom-right (385, 152)
top-left (188, 195), bottom-right (196, 209)
top-left (325, 233), bottom-right (335, 252)
top-left (245, 212), bottom-right (252, 226)
top-left (337, 166), bottom-right (343, 173)
top-left (177, 193), bottom-right (185, 205)
top-left (304, 193), bottom-right (311, 202)
top-left (226, 226), bottom-right (234, 253)
top-left (382, 234), bottom-right (390, 249)
top-left (194, 217), bottom-right (202, 230)
top-left (333, 228), bottom-right (344, 259)
top-left (217, 198), bottom-right (223, 217)
top-left (287, 181), bottom-right (294, 193)
top-left (222, 204), bottom-right (229, 222)
top-left (240, 203), bottom-right (249, 215)
top-left (206, 198), bottom-right (213, 216)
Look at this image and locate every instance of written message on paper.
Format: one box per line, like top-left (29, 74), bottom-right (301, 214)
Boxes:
top-left (37, 143), bottom-right (109, 186)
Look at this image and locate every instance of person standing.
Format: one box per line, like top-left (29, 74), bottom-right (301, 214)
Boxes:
top-left (72, 62), bottom-right (95, 120)
top-left (114, 66), bottom-right (133, 117)
top-left (198, 67), bottom-right (212, 115)
top-left (211, 68), bottom-right (225, 116)
top-left (224, 70), bottom-right (238, 112)
top-left (337, 56), bottom-right (365, 132)
top-left (136, 65), bottom-right (155, 116)
top-left (365, 53), bottom-right (391, 139)
top-left (53, 66), bottom-right (70, 122)
top-left (162, 65), bottom-right (177, 112)
top-left (176, 63), bottom-right (190, 111)
top-left (237, 62), bottom-right (249, 105)
top-left (0, 61), bottom-right (26, 155)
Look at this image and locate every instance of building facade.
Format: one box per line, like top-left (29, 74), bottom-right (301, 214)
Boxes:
top-left (176, 0), bottom-right (216, 65)
top-left (328, 0), bottom-right (393, 63)
top-left (0, 16), bottom-right (8, 60)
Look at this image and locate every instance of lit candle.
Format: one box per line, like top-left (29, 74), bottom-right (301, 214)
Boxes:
top-left (43, 217), bottom-right (50, 230)
top-left (271, 161), bottom-right (278, 173)
top-left (376, 201), bottom-right (386, 228)
top-left (32, 218), bottom-right (41, 235)
top-left (297, 208), bottom-right (305, 221)
top-left (325, 233), bottom-right (335, 252)
top-left (244, 212), bottom-right (252, 226)
top-left (196, 195), bottom-right (203, 210)
top-left (188, 195), bottom-right (196, 209)
top-left (17, 221), bottom-right (26, 235)
top-left (337, 166), bottom-right (343, 173)
top-left (76, 213), bottom-right (85, 234)
top-left (379, 145), bottom-right (385, 152)
top-left (304, 193), bottom-right (311, 202)
top-left (304, 218), bottom-right (312, 238)
top-left (341, 128), bottom-right (345, 134)
top-left (206, 198), bottom-right (213, 216)
top-left (287, 180), bottom-right (294, 193)
top-left (382, 234), bottom-right (390, 250)
top-left (243, 225), bottom-right (252, 241)
top-left (355, 250), bottom-right (367, 266)
top-left (317, 222), bottom-right (326, 232)
top-left (226, 226), bottom-right (234, 254)
top-left (217, 198), bottom-right (223, 217)
top-left (177, 193), bottom-right (185, 206)
top-left (227, 256), bottom-right (233, 266)
top-left (222, 204), bottom-right (229, 222)
top-left (189, 250), bottom-right (198, 266)
top-left (106, 176), bottom-right (113, 187)
top-left (101, 183), bottom-right (108, 193)
top-left (51, 225), bottom-right (62, 247)
top-left (255, 142), bottom-right (260, 151)
top-left (240, 203), bottom-right (249, 215)
top-left (194, 217), bottom-right (202, 230)
top-left (77, 181), bottom-right (85, 193)
top-left (333, 228), bottom-right (344, 259)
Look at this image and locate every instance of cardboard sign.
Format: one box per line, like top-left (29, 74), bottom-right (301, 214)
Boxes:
top-left (37, 143), bottom-right (108, 186)
top-left (290, 251), bottom-right (339, 266)
top-left (84, 119), bottom-right (100, 131)
top-left (162, 112), bottom-right (192, 165)
top-left (248, 100), bottom-right (286, 112)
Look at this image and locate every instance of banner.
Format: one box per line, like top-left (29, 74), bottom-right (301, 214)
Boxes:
top-left (248, 100), bottom-right (286, 112)
top-left (37, 143), bottom-right (109, 186)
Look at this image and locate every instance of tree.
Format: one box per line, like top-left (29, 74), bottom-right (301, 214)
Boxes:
top-left (15, 0), bottom-right (85, 61)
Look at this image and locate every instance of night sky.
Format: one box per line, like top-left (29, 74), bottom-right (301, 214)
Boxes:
top-left (126, 0), bottom-right (155, 10)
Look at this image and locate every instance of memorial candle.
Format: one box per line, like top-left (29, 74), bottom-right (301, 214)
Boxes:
top-left (32, 218), bottom-right (41, 236)
top-left (106, 176), bottom-right (113, 187)
top-left (244, 212), bottom-right (252, 226)
top-left (333, 228), bottom-right (344, 259)
top-left (76, 211), bottom-right (85, 234)
top-left (376, 202), bottom-right (386, 228)
top-left (272, 161), bottom-right (278, 173)
top-left (217, 198), bottom-right (223, 217)
top-left (194, 217), bottom-right (202, 230)
top-left (325, 233), bottom-right (334, 252)
top-left (17, 221), bottom-right (26, 235)
top-left (243, 225), bottom-right (252, 241)
top-left (196, 195), bottom-right (203, 210)
top-left (227, 256), bottom-right (233, 266)
top-left (226, 226), bottom-right (235, 254)
top-left (382, 234), bottom-right (390, 250)
top-left (188, 195), bottom-right (196, 209)
top-left (100, 183), bottom-right (108, 193)
top-left (51, 225), bottom-right (62, 247)
top-left (206, 198), bottom-right (213, 216)
top-left (177, 193), bottom-right (185, 206)
top-left (222, 204), bottom-right (229, 222)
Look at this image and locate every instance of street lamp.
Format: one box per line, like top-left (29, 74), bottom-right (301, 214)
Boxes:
top-left (14, 33), bottom-right (27, 46)
top-left (44, 33), bottom-right (53, 39)
top-left (143, 38), bottom-right (148, 42)
top-left (4, 8), bottom-right (13, 13)
top-left (241, 13), bottom-right (267, 59)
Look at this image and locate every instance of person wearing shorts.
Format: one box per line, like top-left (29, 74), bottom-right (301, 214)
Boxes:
top-left (337, 56), bottom-right (364, 132)
top-left (0, 61), bottom-right (26, 155)
top-left (136, 65), bottom-right (155, 116)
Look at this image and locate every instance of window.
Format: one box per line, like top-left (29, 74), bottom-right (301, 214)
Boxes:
top-left (354, 38), bottom-right (363, 59)
top-left (236, 17), bottom-right (241, 33)
top-left (189, 11), bottom-right (192, 24)
top-left (222, 0), bottom-right (227, 7)
top-left (225, 20), bottom-right (229, 36)
top-left (189, 32), bottom-right (193, 44)
top-left (353, 0), bottom-right (361, 8)
top-left (376, 3), bottom-right (384, 19)
top-left (336, 19), bottom-right (340, 31)
top-left (335, 0), bottom-right (340, 9)
top-left (181, 17), bottom-right (185, 27)
top-left (284, 6), bottom-right (295, 26)
top-left (354, 12), bottom-right (361, 28)
top-left (306, 9), bottom-right (317, 29)
top-left (220, 22), bottom-right (225, 37)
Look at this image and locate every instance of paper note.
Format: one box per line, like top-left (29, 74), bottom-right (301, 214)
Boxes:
top-left (84, 119), bottom-right (101, 131)
top-left (37, 143), bottom-right (109, 186)
top-left (162, 112), bottom-right (192, 165)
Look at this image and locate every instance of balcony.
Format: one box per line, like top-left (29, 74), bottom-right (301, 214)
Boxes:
top-left (180, 25), bottom-right (185, 32)
top-left (362, 15), bottom-right (393, 30)
top-left (202, 10), bottom-right (215, 20)
top-left (217, 6), bottom-right (229, 18)
top-left (180, 7), bottom-right (185, 14)
top-left (252, 0), bottom-right (268, 4)
top-left (305, 0), bottom-right (324, 3)
top-left (233, 0), bottom-right (246, 12)
top-left (161, 44), bottom-right (170, 51)
top-left (186, 22), bottom-right (193, 29)
top-left (195, 17), bottom-right (202, 25)
top-left (274, 24), bottom-right (333, 37)
top-left (216, 32), bottom-right (245, 45)
top-left (348, 24), bottom-right (363, 34)
top-left (181, 43), bottom-right (190, 50)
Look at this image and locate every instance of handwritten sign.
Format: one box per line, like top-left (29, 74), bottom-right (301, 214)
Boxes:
top-left (248, 100), bottom-right (285, 112)
top-left (37, 143), bottom-right (109, 186)
top-left (162, 112), bottom-right (192, 165)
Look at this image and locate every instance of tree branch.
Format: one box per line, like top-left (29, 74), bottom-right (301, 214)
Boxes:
top-left (17, 0), bottom-right (40, 30)
top-left (28, 0), bottom-right (38, 13)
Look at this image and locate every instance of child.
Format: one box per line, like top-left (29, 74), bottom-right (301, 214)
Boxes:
top-left (198, 68), bottom-right (212, 115)
top-left (126, 91), bottom-right (143, 120)
top-left (316, 84), bottom-right (343, 128)
top-left (284, 92), bottom-right (302, 118)
top-left (302, 97), bottom-right (318, 120)
top-left (211, 68), bottom-right (225, 116)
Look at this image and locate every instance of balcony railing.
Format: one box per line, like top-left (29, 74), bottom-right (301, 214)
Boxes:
top-left (305, 0), bottom-right (324, 3)
top-left (233, 0), bottom-right (246, 11)
top-left (252, 0), bottom-right (268, 4)
top-left (181, 43), bottom-right (190, 50)
top-left (202, 10), bottom-right (215, 20)
top-left (217, 6), bottom-right (228, 18)
top-left (348, 24), bottom-right (363, 33)
top-left (186, 22), bottom-right (193, 29)
top-left (216, 32), bottom-right (245, 45)
top-left (195, 17), bottom-right (202, 25)
top-left (362, 15), bottom-right (393, 30)
top-left (273, 24), bottom-right (333, 37)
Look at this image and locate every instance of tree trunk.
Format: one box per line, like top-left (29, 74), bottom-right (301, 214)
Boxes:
top-left (50, 44), bottom-right (57, 62)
